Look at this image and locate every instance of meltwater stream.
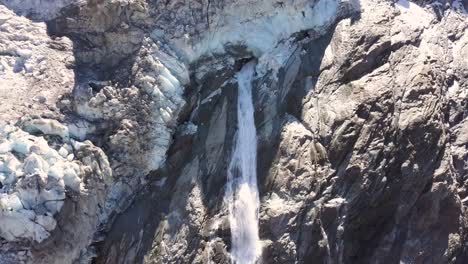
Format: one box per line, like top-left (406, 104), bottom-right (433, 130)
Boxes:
top-left (226, 62), bottom-right (262, 264)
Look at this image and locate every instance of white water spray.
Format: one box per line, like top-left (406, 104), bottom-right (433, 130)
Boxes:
top-left (226, 62), bottom-right (262, 264)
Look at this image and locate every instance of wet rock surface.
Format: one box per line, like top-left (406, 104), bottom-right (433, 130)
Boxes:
top-left (0, 0), bottom-right (467, 263)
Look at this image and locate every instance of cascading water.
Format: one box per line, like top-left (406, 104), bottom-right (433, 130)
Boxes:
top-left (226, 61), bottom-right (262, 264)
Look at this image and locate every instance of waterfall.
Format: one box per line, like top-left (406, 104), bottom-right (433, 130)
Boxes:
top-left (226, 62), bottom-right (262, 264)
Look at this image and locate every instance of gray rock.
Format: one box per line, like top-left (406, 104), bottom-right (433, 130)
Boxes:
top-left (1, 0), bottom-right (468, 264)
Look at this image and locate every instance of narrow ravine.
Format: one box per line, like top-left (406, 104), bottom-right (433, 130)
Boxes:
top-left (226, 62), bottom-right (262, 264)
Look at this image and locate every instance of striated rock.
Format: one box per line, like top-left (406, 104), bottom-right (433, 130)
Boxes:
top-left (0, 0), bottom-right (467, 263)
top-left (121, 1), bottom-right (468, 264)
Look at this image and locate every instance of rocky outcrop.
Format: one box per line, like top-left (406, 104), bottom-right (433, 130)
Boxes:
top-left (122, 0), bottom-right (468, 263)
top-left (0, 0), bottom-right (467, 263)
top-left (0, 5), bottom-right (74, 123)
top-left (0, 5), bottom-right (110, 263)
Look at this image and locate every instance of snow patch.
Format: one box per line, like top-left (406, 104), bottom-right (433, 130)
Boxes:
top-left (23, 119), bottom-right (70, 140)
top-left (448, 80), bottom-right (466, 98)
top-left (325, 197), bottom-right (346, 208)
top-left (180, 122), bottom-right (198, 136)
top-left (396, 0), bottom-right (434, 28)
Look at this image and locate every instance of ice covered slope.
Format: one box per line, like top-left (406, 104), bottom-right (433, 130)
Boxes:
top-left (152, 0), bottom-right (341, 62)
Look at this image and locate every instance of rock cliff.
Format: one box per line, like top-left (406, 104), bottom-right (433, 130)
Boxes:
top-left (0, 0), bottom-right (467, 263)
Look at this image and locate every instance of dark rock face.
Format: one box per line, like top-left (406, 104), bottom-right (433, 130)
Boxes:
top-left (1, 0), bottom-right (468, 263)
top-left (96, 1), bottom-right (468, 263)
